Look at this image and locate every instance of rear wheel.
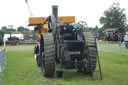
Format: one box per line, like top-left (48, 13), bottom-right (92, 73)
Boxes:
top-left (82, 32), bottom-right (98, 74)
top-left (41, 33), bottom-right (55, 77)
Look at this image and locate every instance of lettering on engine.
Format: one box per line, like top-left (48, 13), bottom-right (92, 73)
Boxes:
top-left (69, 51), bottom-right (81, 55)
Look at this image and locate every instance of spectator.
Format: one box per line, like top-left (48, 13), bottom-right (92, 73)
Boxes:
top-left (118, 34), bottom-right (121, 46)
top-left (124, 32), bottom-right (128, 49)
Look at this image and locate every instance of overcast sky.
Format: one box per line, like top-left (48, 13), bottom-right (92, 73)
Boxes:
top-left (0, 0), bottom-right (128, 29)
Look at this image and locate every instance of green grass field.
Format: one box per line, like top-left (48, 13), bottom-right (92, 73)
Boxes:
top-left (1, 45), bottom-right (128, 85)
top-left (98, 41), bottom-right (128, 54)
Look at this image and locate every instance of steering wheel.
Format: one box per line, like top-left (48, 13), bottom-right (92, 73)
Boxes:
top-left (77, 21), bottom-right (88, 31)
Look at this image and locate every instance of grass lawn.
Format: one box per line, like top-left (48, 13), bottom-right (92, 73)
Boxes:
top-left (97, 41), bottom-right (128, 55)
top-left (1, 45), bottom-right (128, 85)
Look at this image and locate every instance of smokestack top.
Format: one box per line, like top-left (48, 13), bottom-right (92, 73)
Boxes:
top-left (52, 5), bottom-right (58, 23)
top-left (52, 5), bottom-right (58, 8)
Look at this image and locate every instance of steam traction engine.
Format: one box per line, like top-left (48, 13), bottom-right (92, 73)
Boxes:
top-left (28, 6), bottom-right (101, 79)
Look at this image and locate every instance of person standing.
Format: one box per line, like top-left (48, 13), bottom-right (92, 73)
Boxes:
top-left (118, 34), bottom-right (121, 46)
top-left (124, 32), bottom-right (128, 49)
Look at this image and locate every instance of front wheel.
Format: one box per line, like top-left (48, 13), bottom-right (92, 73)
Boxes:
top-left (41, 33), bottom-right (55, 77)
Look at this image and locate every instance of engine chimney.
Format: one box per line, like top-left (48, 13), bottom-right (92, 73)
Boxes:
top-left (52, 5), bottom-right (58, 23)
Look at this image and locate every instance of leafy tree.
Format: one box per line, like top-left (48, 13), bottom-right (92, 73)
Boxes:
top-left (24, 28), bottom-right (30, 31)
top-left (95, 25), bottom-right (98, 30)
top-left (97, 28), bottom-right (105, 40)
top-left (17, 26), bottom-right (30, 32)
top-left (17, 26), bottom-right (25, 32)
top-left (9, 29), bottom-right (16, 32)
top-left (2, 26), bottom-right (7, 30)
top-left (0, 30), bottom-right (10, 34)
top-left (100, 3), bottom-right (127, 29)
top-left (0, 26), bottom-right (10, 34)
top-left (125, 25), bottom-right (128, 32)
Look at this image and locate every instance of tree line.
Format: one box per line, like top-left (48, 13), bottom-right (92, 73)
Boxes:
top-left (86, 2), bottom-right (128, 39)
top-left (0, 26), bottom-right (35, 40)
top-left (0, 26), bottom-right (31, 34)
